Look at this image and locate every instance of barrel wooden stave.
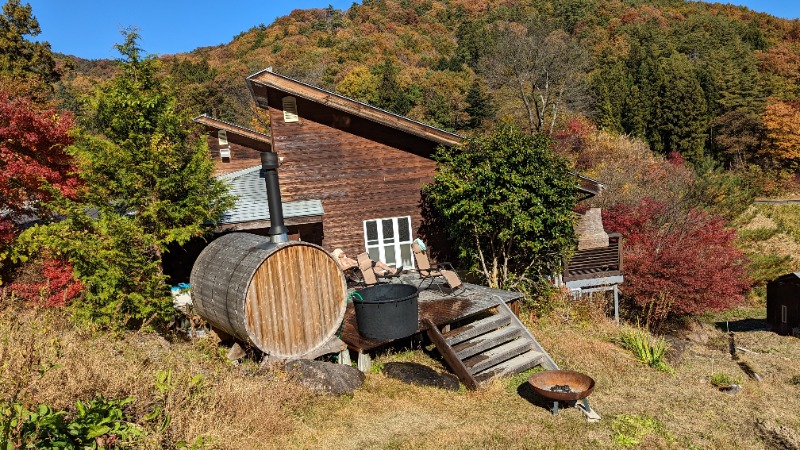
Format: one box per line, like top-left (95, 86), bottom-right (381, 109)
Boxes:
top-left (191, 232), bottom-right (346, 358)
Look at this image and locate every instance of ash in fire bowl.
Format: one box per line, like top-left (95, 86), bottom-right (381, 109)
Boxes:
top-left (528, 370), bottom-right (595, 402)
top-left (548, 384), bottom-right (574, 394)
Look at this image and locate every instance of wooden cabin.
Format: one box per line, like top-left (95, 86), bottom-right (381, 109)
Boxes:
top-left (194, 115), bottom-right (270, 177)
top-left (767, 273), bottom-right (800, 336)
top-left (195, 69), bottom-right (603, 270)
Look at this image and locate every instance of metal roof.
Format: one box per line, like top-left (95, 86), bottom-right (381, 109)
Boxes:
top-left (218, 166), bottom-right (323, 225)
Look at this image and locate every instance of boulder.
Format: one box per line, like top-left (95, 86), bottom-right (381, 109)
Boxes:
top-left (285, 360), bottom-right (365, 395)
top-left (382, 362), bottom-right (459, 391)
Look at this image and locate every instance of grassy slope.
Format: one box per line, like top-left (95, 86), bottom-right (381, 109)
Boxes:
top-left (3, 304), bottom-right (798, 449)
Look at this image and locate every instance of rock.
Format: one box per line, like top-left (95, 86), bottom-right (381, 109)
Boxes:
top-left (382, 362), bottom-right (460, 391)
top-left (284, 360), bottom-right (365, 395)
top-left (227, 343), bottom-right (246, 361)
top-left (718, 384), bottom-right (741, 396)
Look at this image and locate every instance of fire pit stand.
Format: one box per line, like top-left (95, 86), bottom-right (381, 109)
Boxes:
top-left (528, 370), bottom-right (600, 421)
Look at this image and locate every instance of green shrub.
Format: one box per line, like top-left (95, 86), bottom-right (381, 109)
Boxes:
top-left (1, 396), bottom-right (141, 449)
top-left (618, 326), bottom-right (673, 373)
top-left (737, 227), bottom-right (779, 243)
top-left (709, 372), bottom-right (740, 387)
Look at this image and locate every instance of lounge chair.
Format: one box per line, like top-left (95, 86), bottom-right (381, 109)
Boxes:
top-left (411, 241), bottom-right (463, 293)
top-left (356, 252), bottom-right (403, 286)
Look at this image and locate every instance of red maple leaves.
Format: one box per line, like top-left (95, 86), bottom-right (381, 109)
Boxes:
top-left (603, 199), bottom-right (750, 316)
top-left (0, 92), bottom-right (79, 246)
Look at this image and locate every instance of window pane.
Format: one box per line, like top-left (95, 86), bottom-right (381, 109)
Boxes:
top-left (368, 247), bottom-right (381, 262)
top-left (365, 221), bottom-right (378, 245)
top-left (398, 217), bottom-right (411, 242)
top-left (382, 219), bottom-right (395, 243)
top-left (400, 243), bottom-right (412, 267)
top-left (384, 246), bottom-right (396, 267)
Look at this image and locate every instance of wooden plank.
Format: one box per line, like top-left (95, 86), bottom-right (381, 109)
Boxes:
top-left (443, 312), bottom-right (511, 346)
top-left (424, 318), bottom-right (478, 390)
top-left (452, 326), bottom-right (522, 360)
top-left (474, 351), bottom-right (544, 385)
top-left (464, 338), bottom-right (533, 375)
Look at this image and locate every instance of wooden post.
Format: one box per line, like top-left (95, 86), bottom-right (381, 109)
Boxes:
top-left (613, 285), bottom-right (619, 325)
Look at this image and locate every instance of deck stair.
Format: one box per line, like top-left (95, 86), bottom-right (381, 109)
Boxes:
top-left (425, 298), bottom-right (558, 390)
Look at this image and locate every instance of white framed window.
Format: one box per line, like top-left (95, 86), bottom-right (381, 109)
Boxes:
top-left (782, 305), bottom-right (788, 324)
top-left (363, 216), bottom-right (413, 268)
top-left (217, 130), bottom-right (228, 145)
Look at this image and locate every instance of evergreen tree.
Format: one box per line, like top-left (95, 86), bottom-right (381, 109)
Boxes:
top-left (0, 0), bottom-right (58, 98)
top-left (464, 79), bottom-right (493, 129)
top-left (23, 30), bottom-right (233, 327)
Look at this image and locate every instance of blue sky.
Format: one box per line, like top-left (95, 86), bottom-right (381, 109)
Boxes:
top-left (24, 1), bottom-right (800, 60)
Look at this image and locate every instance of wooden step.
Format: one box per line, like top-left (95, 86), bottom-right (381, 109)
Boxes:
top-left (452, 326), bottom-right (523, 360)
top-left (464, 338), bottom-right (533, 375)
top-left (474, 350), bottom-right (544, 386)
top-left (442, 311), bottom-right (511, 346)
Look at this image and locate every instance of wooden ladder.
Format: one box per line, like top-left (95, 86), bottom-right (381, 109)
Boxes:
top-left (425, 298), bottom-right (558, 390)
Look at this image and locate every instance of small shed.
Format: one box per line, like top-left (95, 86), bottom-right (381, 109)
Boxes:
top-left (766, 272), bottom-right (800, 336)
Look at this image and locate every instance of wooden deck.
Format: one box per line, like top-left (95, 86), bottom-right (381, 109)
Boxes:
top-left (339, 278), bottom-right (523, 354)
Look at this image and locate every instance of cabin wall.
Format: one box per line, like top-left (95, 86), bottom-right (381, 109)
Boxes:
top-left (266, 92), bottom-right (439, 257)
top-left (206, 135), bottom-right (265, 176)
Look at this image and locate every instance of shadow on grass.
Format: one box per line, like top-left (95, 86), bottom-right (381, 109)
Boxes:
top-left (714, 318), bottom-right (768, 332)
top-left (517, 382), bottom-right (558, 414)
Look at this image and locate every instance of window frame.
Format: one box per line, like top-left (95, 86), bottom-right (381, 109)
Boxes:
top-left (363, 215), bottom-right (414, 268)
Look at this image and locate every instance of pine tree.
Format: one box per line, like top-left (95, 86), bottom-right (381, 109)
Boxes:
top-left (464, 79), bottom-right (493, 129)
top-left (0, 0), bottom-right (58, 98)
top-left (25, 30), bottom-right (234, 326)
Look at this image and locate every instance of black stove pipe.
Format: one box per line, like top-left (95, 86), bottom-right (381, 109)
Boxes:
top-left (260, 151), bottom-right (288, 243)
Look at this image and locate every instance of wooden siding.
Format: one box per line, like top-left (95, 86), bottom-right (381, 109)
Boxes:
top-left (267, 90), bottom-right (440, 256)
top-left (207, 136), bottom-right (265, 176)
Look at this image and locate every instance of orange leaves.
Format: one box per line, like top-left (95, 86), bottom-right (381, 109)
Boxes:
top-left (762, 98), bottom-right (800, 162)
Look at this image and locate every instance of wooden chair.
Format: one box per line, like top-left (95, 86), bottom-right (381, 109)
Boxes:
top-left (411, 242), bottom-right (463, 293)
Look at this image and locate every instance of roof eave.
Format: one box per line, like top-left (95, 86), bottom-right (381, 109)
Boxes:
top-left (246, 70), bottom-right (463, 148)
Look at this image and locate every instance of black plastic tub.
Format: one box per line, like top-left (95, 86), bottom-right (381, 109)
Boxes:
top-left (353, 283), bottom-right (419, 340)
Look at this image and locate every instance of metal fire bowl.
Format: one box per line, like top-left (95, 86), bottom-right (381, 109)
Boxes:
top-left (528, 370), bottom-right (595, 402)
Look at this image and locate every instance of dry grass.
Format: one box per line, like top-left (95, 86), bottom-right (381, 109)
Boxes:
top-left (2, 301), bottom-right (799, 449)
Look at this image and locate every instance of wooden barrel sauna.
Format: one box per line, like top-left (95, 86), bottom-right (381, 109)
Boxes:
top-left (190, 232), bottom-right (347, 358)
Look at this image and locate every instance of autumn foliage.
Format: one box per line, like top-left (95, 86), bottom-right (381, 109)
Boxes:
top-left (7, 257), bottom-right (82, 307)
top-left (762, 98), bottom-right (800, 163)
top-left (603, 199), bottom-right (750, 318)
top-left (0, 91), bottom-right (78, 249)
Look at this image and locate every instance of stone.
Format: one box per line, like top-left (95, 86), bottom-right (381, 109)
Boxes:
top-left (227, 342), bottom-right (246, 361)
top-left (284, 360), bottom-right (365, 395)
top-left (575, 208), bottom-right (609, 250)
top-left (382, 362), bottom-right (460, 391)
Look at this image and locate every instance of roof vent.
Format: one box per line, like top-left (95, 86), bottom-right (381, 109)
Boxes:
top-left (282, 96), bottom-right (299, 123)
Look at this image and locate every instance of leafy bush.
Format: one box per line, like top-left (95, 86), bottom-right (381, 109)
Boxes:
top-left (424, 125), bottom-right (577, 292)
top-left (7, 256), bottom-right (83, 307)
top-left (1, 396), bottom-right (141, 449)
top-left (603, 199), bottom-right (750, 321)
top-left (618, 325), bottom-right (673, 373)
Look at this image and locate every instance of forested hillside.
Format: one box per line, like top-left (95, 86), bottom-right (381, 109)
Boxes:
top-left (59, 0), bottom-right (800, 174)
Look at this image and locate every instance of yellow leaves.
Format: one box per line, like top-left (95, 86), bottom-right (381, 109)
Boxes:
top-left (762, 98), bottom-right (800, 162)
top-left (336, 66), bottom-right (378, 102)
